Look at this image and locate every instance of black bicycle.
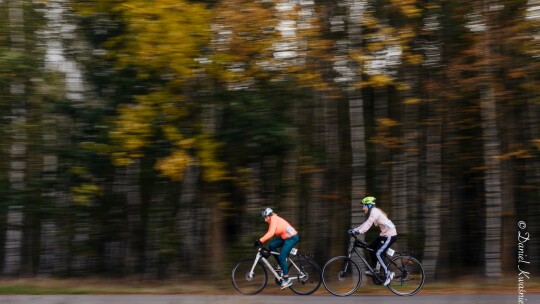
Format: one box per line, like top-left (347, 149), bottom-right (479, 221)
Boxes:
top-left (322, 232), bottom-right (425, 296)
top-left (232, 245), bottom-right (322, 295)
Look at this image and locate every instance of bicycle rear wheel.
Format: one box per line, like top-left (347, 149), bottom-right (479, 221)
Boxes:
top-left (288, 256), bottom-right (322, 295)
top-left (386, 254), bottom-right (425, 296)
top-left (231, 258), bottom-right (268, 295)
top-left (322, 256), bottom-right (362, 296)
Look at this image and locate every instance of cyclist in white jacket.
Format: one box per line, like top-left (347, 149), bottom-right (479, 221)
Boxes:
top-left (351, 196), bottom-right (397, 286)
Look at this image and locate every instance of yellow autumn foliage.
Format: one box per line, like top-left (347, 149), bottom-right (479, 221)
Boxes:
top-left (367, 74), bottom-right (394, 87)
top-left (71, 184), bottom-right (102, 206)
top-left (155, 150), bottom-right (192, 181)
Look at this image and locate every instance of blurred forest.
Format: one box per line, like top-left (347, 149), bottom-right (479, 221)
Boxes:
top-left (0, 0), bottom-right (538, 283)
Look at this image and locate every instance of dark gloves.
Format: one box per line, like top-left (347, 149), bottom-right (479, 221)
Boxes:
top-left (348, 229), bottom-right (359, 236)
top-left (254, 239), bottom-right (263, 247)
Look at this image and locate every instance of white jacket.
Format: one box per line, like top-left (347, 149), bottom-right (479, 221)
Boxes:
top-left (354, 207), bottom-right (397, 237)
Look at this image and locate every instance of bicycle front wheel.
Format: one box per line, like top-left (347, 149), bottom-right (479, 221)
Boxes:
top-left (386, 254), bottom-right (425, 296)
top-left (322, 256), bottom-right (362, 296)
top-left (288, 256), bottom-right (322, 295)
top-left (231, 258), bottom-right (268, 295)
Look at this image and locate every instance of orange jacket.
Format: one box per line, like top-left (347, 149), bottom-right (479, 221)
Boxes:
top-left (259, 214), bottom-right (297, 243)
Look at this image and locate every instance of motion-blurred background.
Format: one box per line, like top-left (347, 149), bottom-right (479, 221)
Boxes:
top-left (0, 0), bottom-right (538, 285)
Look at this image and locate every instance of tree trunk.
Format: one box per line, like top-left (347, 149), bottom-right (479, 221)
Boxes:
top-left (323, 68), bottom-right (341, 254)
top-left (38, 0), bottom-right (68, 277)
top-left (396, 73), bottom-right (420, 250)
top-left (347, 0), bottom-right (367, 230)
top-left (481, 85), bottom-right (503, 279)
top-left (423, 103), bottom-right (442, 280)
top-left (391, 151), bottom-right (407, 245)
top-left (175, 162), bottom-right (201, 273)
top-left (282, 141), bottom-right (300, 229)
top-left (342, 0), bottom-right (368, 272)
top-left (481, 0), bottom-right (503, 279)
top-left (125, 160), bottom-right (142, 275)
top-left (4, 0), bottom-right (27, 277)
top-left (374, 87), bottom-right (389, 199)
top-left (38, 118), bottom-right (59, 276)
top-left (144, 191), bottom-right (164, 279)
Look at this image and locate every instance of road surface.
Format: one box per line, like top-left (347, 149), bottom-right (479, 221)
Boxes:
top-left (0, 294), bottom-right (536, 304)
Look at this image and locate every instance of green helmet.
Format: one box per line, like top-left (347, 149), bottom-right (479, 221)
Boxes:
top-left (361, 196), bottom-right (376, 205)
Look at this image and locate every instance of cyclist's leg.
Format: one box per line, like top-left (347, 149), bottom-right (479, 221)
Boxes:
top-left (279, 234), bottom-right (299, 275)
top-left (368, 237), bottom-right (383, 270)
top-left (376, 236), bottom-right (397, 277)
top-left (269, 238), bottom-right (285, 266)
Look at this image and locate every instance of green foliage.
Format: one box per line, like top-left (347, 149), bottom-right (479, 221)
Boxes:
top-left (0, 51), bottom-right (38, 76)
top-left (218, 90), bottom-right (294, 162)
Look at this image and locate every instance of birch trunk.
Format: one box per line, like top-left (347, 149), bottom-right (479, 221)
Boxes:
top-left (481, 0), bottom-right (503, 279)
top-left (4, 0), bottom-right (26, 276)
top-left (38, 119), bottom-right (59, 276)
top-left (38, 0), bottom-right (67, 276)
top-left (481, 85), bottom-right (503, 279)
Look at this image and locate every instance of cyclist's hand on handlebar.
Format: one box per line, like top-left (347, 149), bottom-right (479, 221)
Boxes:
top-left (348, 229), bottom-right (359, 236)
top-left (254, 239), bottom-right (263, 247)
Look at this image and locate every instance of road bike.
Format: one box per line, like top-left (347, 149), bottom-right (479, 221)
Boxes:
top-left (322, 232), bottom-right (425, 296)
top-left (231, 245), bottom-right (322, 295)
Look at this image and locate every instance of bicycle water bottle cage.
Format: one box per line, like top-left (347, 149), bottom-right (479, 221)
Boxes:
top-left (260, 248), bottom-right (271, 258)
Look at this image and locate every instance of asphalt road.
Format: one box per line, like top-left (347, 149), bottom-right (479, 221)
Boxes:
top-left (0, 294), bottom-right (536, 304)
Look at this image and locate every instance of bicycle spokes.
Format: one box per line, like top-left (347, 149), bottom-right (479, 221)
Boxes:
top-left (288, 256), bottom-right (322, 295)
top-left (385, 255), bottom-right (425, 296)
top-left (322, 256), bottom-right (362, 297)
top-left (232, 258), bottom-right (268, 295)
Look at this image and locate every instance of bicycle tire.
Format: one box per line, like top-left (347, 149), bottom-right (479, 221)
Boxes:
top-left (385, 254), bottom-right (425, 296)
top-left (288, 256), bottom-right (322, 295)
top-left (231, 258), bottom-right (268, 295)
top-left (322, 256), bottom-right (362, 296)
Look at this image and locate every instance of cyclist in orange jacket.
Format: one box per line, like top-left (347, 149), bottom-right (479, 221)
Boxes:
top-left (255, 208), bottom-right (299, 289)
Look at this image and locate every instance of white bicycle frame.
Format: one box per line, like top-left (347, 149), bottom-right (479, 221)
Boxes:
top-left (248, 248), bottom-right (306, 281)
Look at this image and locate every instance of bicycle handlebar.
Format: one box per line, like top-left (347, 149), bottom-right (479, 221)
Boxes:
top-left (348, 231), bottom-right (370, 249)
